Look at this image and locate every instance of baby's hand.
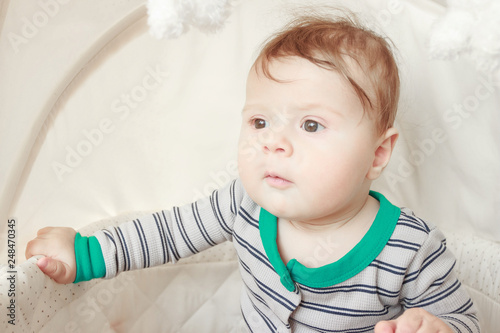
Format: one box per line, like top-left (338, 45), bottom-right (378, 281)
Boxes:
top-left (375, 308), bottom-right (453, 333)
top-left (25, 227), bottom-right (77, 284)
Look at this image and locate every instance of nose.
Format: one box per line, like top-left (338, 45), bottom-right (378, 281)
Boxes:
top-left (263, 131), bottom-right (293, 157)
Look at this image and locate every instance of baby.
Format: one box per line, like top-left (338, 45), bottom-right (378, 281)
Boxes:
top-left (26, 14), bottom-right (479, 333)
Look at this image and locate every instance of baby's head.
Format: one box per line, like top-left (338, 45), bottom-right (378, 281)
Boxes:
top-left (238, 14), bottom-right (400, 223)
top-left (254, 14), bottom-right (400, 134)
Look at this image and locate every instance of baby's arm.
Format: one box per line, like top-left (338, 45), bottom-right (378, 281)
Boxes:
top-left (96, 180), bottom-right (241, 278)
top-left (27, 179), bottom-right (243, 283)
top-left (25, 227), bottom-right (77, 284)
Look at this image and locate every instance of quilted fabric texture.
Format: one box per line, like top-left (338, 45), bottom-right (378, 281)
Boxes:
top-left (446, 232), bottom-right (500, 333)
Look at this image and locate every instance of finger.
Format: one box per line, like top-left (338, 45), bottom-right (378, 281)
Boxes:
top-left (396, 317), bottom-right (422, 333)
top-left (417, 314), bottom-right (452, 333)
top-left (37, 257), bottom-right (74, 284)
top-left (417, 319), bottom-right (437, 333)
top-left (374, 320), bottom-right (396, 333)
top-left (37, 227), bottom-right (54, 236)
top-left (37, 257), bottom-right (73, 284)
top-left (25, 239), bottom-right (43, 259)
top-left (392, 308), bottom-right (426, 333)
top-left (25, 240), bottom-right (33, 259)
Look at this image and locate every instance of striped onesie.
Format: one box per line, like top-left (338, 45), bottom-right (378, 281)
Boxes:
top-left (76, 178), bottom-right (480, 332)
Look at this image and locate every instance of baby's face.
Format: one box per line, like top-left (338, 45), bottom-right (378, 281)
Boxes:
top-left (238, 56), bottom-right (382, 225)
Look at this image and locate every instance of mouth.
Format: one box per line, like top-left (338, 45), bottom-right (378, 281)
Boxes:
top-left (264, 172), bottom-right (292, 188)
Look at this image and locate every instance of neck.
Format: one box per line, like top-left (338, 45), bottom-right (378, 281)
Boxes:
top-left (287, 192), bottom-right (378, 234)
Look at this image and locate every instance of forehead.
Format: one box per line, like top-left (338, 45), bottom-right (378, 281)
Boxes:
top-left (246, 56), bottom-right (365, 115)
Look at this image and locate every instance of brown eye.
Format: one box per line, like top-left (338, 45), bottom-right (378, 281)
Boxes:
top-left (302, 120), bottom-right (325, 132)
top-left (253, 118), bottom-right (269, 129)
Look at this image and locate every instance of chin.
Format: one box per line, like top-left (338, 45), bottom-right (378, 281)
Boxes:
top-left (259, 202), bottom-right (295, 220)
top-left (246, 185), bottom-right (297, 217)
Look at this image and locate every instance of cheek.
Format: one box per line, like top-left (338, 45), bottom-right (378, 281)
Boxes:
top-left (237, 160), bottom-right (251, 184)
top-left (301, 144), bottom-right (371, 188)
top-left (238, 164), bottom-right (263, 208)
top-left (237, 132), bottom-right (260, 165)
top-left (237, 143), bottom-right (258, 184)
top-left (332, 137), bottom-right (375, 169)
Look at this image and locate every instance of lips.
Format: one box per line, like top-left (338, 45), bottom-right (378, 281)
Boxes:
top-left (264, 172), bottom-right (292, 188)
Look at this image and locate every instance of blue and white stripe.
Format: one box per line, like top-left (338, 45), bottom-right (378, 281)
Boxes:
top-left (93, 179), bottom-right (479, 333)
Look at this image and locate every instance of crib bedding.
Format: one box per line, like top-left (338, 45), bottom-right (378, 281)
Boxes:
top-left (1, 0), bottom-right (499, 332)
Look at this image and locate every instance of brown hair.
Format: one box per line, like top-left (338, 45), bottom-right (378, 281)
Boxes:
top-left (254, 14), bottom-right (400, 133)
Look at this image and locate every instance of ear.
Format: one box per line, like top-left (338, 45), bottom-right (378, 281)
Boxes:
top-left (367, 127), bottom-right (399, 180)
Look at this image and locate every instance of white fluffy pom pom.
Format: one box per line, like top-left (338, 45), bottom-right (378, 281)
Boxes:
top-left (189, 0), bottom-right (233, 33)
top-left (428, 0), bottom-right (500, 73)
top-left (147, 0), bottom-right (187, 39)
top-left (428, 10), bottom-right (475, 60)
top-left (147, 0), bottom-right (233, 39)
top-left (469, 3), bottom-right (500, 72)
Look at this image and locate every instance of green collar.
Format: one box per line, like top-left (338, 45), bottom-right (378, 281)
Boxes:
top-left (259, 191), bottom-right (401, 291)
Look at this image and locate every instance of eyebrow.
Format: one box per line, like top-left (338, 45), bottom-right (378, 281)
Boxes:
top-left (294, 103), bottom-right (346, 118)
top-left (242, 103), bottom-right (344, 116)
top-left (241, 104), bottom-right (265, 113)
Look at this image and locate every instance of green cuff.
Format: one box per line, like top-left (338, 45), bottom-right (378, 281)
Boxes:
top-left (73, 232), bottom-right (106, 283)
